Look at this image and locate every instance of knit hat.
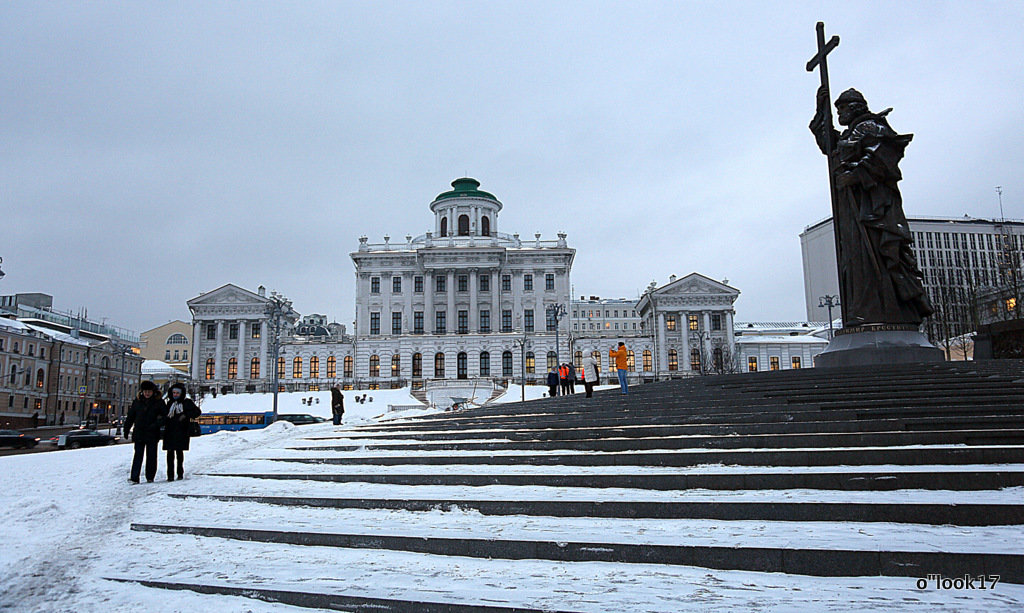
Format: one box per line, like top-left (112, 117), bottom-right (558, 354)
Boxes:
top-left (140, 380), bottom-right (158, 392)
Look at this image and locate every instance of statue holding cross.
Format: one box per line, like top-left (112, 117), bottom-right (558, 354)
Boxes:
top-left (806, 22), bottom-right (933, 329)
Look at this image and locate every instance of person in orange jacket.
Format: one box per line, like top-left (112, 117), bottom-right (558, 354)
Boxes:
top-left (609, 342), bottom-right (629, 394)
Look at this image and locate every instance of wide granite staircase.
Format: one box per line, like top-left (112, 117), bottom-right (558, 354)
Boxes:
top-left (107, 360), bottom-right (1024, 611)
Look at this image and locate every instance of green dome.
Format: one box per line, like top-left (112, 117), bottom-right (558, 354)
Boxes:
top-left (434, 178), bottom-right (498, 203)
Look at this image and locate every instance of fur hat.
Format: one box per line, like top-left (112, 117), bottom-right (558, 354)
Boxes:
top-left (139, 380), bottom-right (158, 392)
top-left (835, 88), bottom-right (867, 107)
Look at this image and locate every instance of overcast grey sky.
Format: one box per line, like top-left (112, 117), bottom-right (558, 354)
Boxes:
top-left (2, 1), bottom-right (1022, 332)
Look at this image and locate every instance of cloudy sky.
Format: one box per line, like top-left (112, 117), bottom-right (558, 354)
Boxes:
top-left (2, 1), bottom-right (1022, 332)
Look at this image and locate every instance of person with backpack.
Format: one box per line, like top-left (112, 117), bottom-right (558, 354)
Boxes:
top-left (163, 382), bottom-right (201, 481)
top-left (124, 381), bottom-right (167, 483)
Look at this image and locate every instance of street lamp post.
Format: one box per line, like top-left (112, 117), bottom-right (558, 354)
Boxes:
top-left (546, 303), bottom-right (567, 368)
top-left (266, 294), bottom-right (290, 422)
top-left (696, 331), bottom-right (711, 376)
top-left (513, 331), bottom-right (530, 403)
top-left (819, 295), bottom-right (841, 339)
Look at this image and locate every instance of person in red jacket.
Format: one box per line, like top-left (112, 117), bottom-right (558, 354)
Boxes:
top-left (609, 342), bottom-right (629, 395)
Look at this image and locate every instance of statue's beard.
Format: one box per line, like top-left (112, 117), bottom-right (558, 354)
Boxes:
top-left (837, 106), bottom-right (866, 126)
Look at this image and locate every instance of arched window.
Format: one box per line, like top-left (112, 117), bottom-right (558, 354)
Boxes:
top-left (391, 354), bottom-right (400, 377)
top-left (668, 349), bottom-right (678, 371)
top-left (502, 351), bottom-right (513, 377)
top-left (440, 217), bottom-right (448, 237)
top-left (310, 356), bottom-right (320, 379)
top-left (326, 356), bottom-right (336, 378)
top-left (343, 356), bottom-right (353, 378)
top-left (546, 351), bottom-right (557, 371)
top-left (434, 352), bottom-right (445, 378)
top-left (293, 357), bottom-right (303, 378)
top-left (626, 350), bottom-right (635, 372)
top-left (36, 369), bottom-right (45, 388)
top-left (205, 358), bottom-right (215, 380)
top-left (457, 352), bottom-right (468, 379)
top-left (458, 214), bottom-right (470, 236)
top-left (101, 357), bottom-right (110, 369)
top-left (690, 348), bottom-right (701, 371)
top-left (591, 351), bottom-right (602, 372)
top-left (10, 365), bottom-right (17, 384)
top-left (479, 351), bottom-right (490, 377)
top-left (574, 351), bottom-right (583, 368)
top-left (277, 357), bottom-right (285, 378)
top-left (412, 353), bottom-right (423, 378)
top-left (166, 333), bottom-right (189, 345)
top-left (369, 355), bottom-right (380, 377)
top-left (227, 358), bottom-right (238, 379)
top-left (713, 347), bottom-right (723, 372)
top-left (481, 216), bottom-right (490, 236)
top-left (642, 350), bottom-right (652, 372)
top-left (250, 357), bottom-right (260, 379)
top-left (525, 352), bottom-right (535, 374)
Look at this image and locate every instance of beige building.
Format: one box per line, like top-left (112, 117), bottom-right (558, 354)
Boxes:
top-left (140, 320), bottom-right (192, 373)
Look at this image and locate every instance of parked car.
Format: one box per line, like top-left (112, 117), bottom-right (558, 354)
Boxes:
top-left (55, 429), bottom-right (118, 449)
top-left (276, 414), bottom-right (325, 425)
top-left (0, 429), bottom-right (40, 449)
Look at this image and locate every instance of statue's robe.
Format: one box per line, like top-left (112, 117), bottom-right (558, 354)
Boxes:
top-left (812, 111), bottom-right (933, 326)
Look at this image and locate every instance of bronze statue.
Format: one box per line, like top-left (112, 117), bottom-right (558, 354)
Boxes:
top-left (809, 86), bottom-right (933, 326)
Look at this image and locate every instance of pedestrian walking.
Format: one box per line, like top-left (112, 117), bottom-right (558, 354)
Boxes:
top-left (567, 364), bottom-right (577, 394)
top-left (583, 353), bottom-right (599, 398)
top-left (546, 368), bottom-right (559, 398)
top-left (559, 364), bottom-right (570, 395)
top-left (609, 342), bottom-right (629, 395)
top-left (331, 384), bottom-right (345, 426)
top-left (124, 381), bottom-right (167, 484)
top-left (162, 383), bottom-right (201, 481)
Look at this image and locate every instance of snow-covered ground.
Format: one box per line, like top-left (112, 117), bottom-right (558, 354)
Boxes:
top-left (2, 419), bottom-right (1022, 612)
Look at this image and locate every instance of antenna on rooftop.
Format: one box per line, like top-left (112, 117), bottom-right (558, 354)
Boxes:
top-left (996, 186), bottom-right (1005, 221)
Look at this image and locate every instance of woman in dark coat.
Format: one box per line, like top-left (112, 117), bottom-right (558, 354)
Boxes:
top-left (124, 380), bottom-right (167, 483)
top-left (330, 384), bottom-right (345, 426)
top-left (163, 382), bottom-right (201, 481)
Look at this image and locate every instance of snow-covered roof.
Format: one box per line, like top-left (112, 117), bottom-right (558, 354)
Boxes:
top-left (735, 321), bottom-right (827, 331)
top-left (142, 360), bottom-right (186, 376)
top-left (0, 317), bottom-right (32, 332)
top-left (736, 335), bottom-right (829, 345)
top-left (24, 323), bottom-right (93, 346)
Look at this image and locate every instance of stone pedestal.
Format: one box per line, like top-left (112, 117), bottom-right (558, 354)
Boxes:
top-left (815, 324), bottom-right (944, 368)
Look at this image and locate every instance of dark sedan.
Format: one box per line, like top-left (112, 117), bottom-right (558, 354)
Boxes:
top-left (0, 429), bottom-right (40, 448)
top-left (55, 429), bottom-right (118, 449)
top-left (276, 414), bottom-right (325, 425)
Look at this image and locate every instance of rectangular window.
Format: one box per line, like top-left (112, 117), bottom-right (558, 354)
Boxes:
top-left (229, 323), bottom-right (238, 340)
top-left (414, 276), bottom-right (424, 293)
top-left (791, 356), bottom-right (802, 369)
top-left (748, 356), bottom-right (758, 372)
top-left (546, 309), bottom-right (557, 331)
top-left (206, 324), bottom-right (217, 340)
top-left (370, 313), bottom-right (380, 335)
top-left (436, 276), bottom-right (446, 292)
top-left (502, 309), bottom-right (512, 332)
top-left (392, 312), bottom-right (402, 335)
top-left (501, 275), bottom-right (511, 292)
top-left (458, 275), bottom-right (468, 292)
top-left (545, 273), bottom-right (555, 291)
top-left (458, 310), bottom-right (468, 334)
top-left (688, 314), bottom-right (699, 330)
top-left (712, 313), bottom-right (722, 330)
top-left (436, 311), bottom-right (446, 334)
top-left (770, 356), bottom-right (780, 371)
top-left (251, 323), bottom-right (261, 339)
top-left (371, 277), bottom-right (380, 294)
top-left (165, 350), bottom-right (171, 360)
top-left (614, 310), bottom-right (619, 318)
top-left (414, 311), bottom-right (424, 333)
top-left (524, 309), bottom-right (534, 332)
top-left (524, 274), bottom-right (533, 292)
top-left (393, 276), bottom-right (402, 293)
top-left (480, 310), bottom-right (490, 333)
top-left (666, 317), bottom-right (676, 331)
top-left (479, 274), bottom-right (490, 292)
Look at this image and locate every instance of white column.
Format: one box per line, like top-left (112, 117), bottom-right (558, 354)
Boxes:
top-left (657, 312), bottom-right (668, 375)
top-left (680, 311), bottom-right (689, 370)
top-left (469, 269), bottom-right (478, 332)
top-left (404, 273), bottom-right (413, 334)
top-left (237, 320), bottom-right (246, 380)
top-left (424, 270), bottom-right (434, 333)
top-left (512, 270), bottom-right (523, 329)
top-left (725, 310), bottom-right (735, 367)
top-left (214, 320), bottom-right (224, 381)
top-left (382, 271), bottom-right (392, 335)
top-left (191, 320), bottom-right (202, 380)
top-left (702, 311), bottom-right (712, 361)
top-left (447, 269), bottom-right (455, 332)
top-left (259, 318), bottom-right (268, 381)
top-left (491, 270), bottom-right (500, 332)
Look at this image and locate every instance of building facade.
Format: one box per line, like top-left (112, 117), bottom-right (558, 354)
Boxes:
top-left (140, 320), bottom-right (193, 373)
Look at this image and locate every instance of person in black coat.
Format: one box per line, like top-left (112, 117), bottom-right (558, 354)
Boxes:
top-left (124, 380), bottom-right (167, 483)
top-left (546, 368), bottom-right (559, 398)
top-left (330, 385), bottom-right (345, 426)
top-left (163, 382), bottom-right (201, 481)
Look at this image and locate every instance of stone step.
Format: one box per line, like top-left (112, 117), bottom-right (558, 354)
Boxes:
top-left (291, 429), bottom-right (1024, 452)
top-left (208, 469), bottom-right (1024, 491)
top-left (170, 494), bottom-right (1024, 525)
top-left (129, 524), bottom-right (1024, 583)
top-left (106, 578), bottom-right (572, 613)
top-left (268, 445), bottom-right (1024, 467)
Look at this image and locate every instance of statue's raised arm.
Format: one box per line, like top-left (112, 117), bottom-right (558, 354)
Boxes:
top-left (809, 84), bottom-right (838, 155)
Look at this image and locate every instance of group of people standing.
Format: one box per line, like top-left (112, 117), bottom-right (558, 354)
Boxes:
top-left (123, 380), bottom-right (201, 484)
top-left (545, 342), bottom-right (630, 399)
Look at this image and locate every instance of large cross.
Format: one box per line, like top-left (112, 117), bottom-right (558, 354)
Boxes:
top-left (806, 21), bottom-right (840, 155)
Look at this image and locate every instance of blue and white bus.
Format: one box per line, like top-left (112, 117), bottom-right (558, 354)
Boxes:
top-left (196, 411), bottom-right (274, 434)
